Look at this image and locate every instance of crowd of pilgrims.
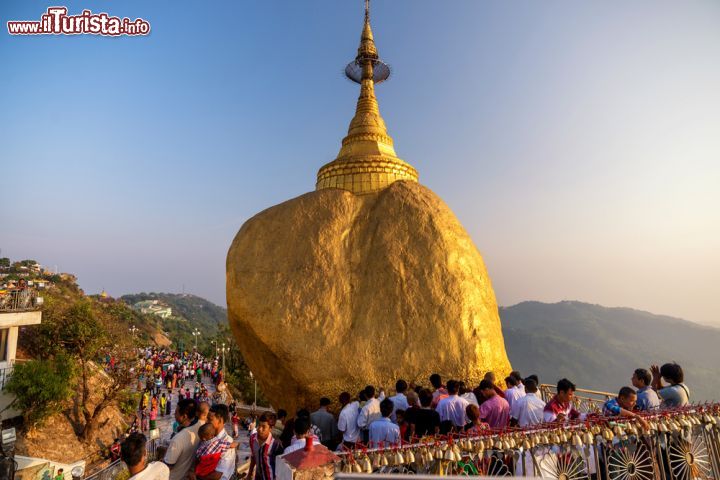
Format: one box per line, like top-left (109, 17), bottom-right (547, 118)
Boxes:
top-left (116, 347), bottom-right (691, 480)
top-left (127, 348), bottom-right (233, 433)
top-left (270, 364), bottom-right (690, 454)
top-left (238, 364), bottom-right (690, 480)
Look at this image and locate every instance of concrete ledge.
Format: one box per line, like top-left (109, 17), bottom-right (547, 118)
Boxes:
top-left (0, 311), bottom-right (41, 327)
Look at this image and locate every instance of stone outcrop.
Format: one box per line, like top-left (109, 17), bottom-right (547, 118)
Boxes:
top-left (226, 181), bottom-right (511, 412)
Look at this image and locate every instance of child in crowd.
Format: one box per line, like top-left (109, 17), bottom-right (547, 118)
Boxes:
top-left (194, 423), bottom-right (237, 478)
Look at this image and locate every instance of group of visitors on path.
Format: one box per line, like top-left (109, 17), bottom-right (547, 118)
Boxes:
top-left (126, 348), bottom-right (232, 435)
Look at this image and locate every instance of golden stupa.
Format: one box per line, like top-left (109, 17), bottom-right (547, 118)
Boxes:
top-left (315, 3), bottom-right (418, 194)
top-left (227, 1), bottom-right (511, 413)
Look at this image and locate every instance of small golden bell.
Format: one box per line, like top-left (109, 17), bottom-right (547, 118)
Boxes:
top-left (362, 456), bottom-right (372, 473)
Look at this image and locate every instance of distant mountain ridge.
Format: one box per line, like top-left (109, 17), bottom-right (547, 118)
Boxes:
top-left (500, 301), bottom-right (719, 402)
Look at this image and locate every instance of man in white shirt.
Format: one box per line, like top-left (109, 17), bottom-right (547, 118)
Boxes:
top-left (510, 379), bottom-right (546, 477)
top-left (389, 379), bottom-right (409, 423)
top-left (164, 399), bottom-right (203, 480)
top-left (504, 376), bottom-right (526, 412)
top-left (357, 385), bottom-right (381, 442)
top-left (435, 380), bottom-right (469, 430)
top-left (122, 432), bottom-right (170, 480)
top-left (337, 392), bottom-right (360, 448)
top-left (459, 381), bottom-right (479, 407)
top-left (510, 378), bottom-right (545, 427)
top-left (282, 417), bottom-right (322, 454)
top-left (510, 371), bottom-right (525, 394)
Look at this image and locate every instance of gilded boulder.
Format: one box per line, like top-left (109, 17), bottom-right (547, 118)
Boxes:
top-left (226, 180), bottom-right (511, 412)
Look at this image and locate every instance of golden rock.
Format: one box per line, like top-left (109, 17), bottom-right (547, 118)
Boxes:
top-left (226, 180), bottom-right (512, 412)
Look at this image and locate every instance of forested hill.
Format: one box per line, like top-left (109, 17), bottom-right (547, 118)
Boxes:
top-left (120, 292), bottom-right (227, 348)
top-left (500, 301), bottom-right (720, 402)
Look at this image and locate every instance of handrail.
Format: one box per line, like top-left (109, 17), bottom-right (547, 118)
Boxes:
top-left (0, 289), bottom-right (43, 312)
top-left (0, 365), bottom-right (14, 390)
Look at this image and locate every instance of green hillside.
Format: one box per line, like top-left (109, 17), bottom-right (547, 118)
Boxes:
top-left (500, 301), bottom-right (719, 402)
top-left (120, 292), bottom-right (227, 351)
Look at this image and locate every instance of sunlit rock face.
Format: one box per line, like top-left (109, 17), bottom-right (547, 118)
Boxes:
top-left (226, 181), bottom-right (512, 412)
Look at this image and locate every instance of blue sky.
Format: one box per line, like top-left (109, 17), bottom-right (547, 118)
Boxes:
top-left (1, 1), bottom-right (719, 325)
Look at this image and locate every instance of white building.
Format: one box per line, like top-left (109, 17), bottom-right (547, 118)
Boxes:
top-left (132, 299), bottom-right (172, 319)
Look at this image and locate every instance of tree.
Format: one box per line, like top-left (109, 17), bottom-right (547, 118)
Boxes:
top-left (4, 355), bottom-right (75, 425)
top-left (0, 258), bottom-right (10, 268)
top-left (62, 301), bottom-right (136, 441)
top-left (25, 293), bottom-right (138, 442)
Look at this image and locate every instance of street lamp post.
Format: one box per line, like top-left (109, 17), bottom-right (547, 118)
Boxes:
top-left (249, 370), bottom-right (257, 407)
top-left (192, 328), bottom-right (201, 349)
top-left (220, 342), bottom-right (228, 373)
top-left (129, 325), bottom-right (138, 337)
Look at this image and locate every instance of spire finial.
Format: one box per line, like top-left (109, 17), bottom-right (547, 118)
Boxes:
top-left (315, 1), bottom-right (419, 194)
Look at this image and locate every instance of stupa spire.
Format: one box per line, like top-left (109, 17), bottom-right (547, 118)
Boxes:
top-left (316, 0), bottom-right (418, 195)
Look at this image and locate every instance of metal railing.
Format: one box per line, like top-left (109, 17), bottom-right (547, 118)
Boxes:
top-left (0, 366), bottom-right (13, 390)
top-left (0, 289), bottom-right (43, 312)
top-left (335, 404), bottom-right (720, 479)
top-left (82, 439), bottom-right (161, 480)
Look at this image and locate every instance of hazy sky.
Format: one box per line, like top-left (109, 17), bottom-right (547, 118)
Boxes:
top-left (1, 1), bottom-right (718, 326)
